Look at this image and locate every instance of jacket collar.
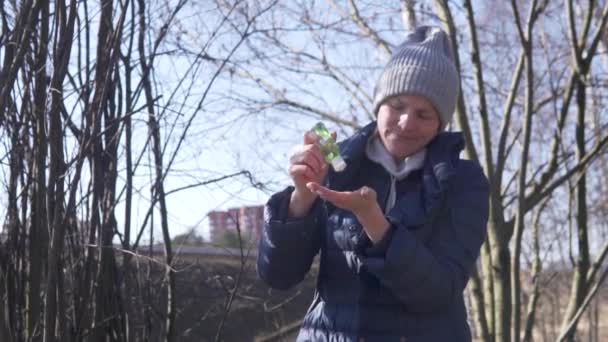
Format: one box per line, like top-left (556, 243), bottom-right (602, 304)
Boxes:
top-left (424, 129), bottom-right (465, 188)
top-left (338, 121), bottom-right (465, 186)
top-left (339, 121), bottom-right (377, 164)
top-left (335, 121), bottom-right (465, 226)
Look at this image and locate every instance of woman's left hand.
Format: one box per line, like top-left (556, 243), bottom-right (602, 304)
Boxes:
top-left (306, 182), bottom-right (377, 214)
top-left (306, 182), bottom-right (390, 242)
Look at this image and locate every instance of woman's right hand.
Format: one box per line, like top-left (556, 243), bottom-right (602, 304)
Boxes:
top-left (287, 130), bottom-right (335, 217)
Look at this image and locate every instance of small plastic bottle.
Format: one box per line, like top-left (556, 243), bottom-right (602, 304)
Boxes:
top-left (310, 122), bottom-right (347, 172)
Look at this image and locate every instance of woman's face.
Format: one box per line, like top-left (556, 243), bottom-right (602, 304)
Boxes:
top-left (376, 94), bottom-right (441, 160)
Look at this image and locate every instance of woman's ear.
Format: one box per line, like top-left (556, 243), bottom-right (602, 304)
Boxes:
top-left (371, 128), bottom-right (379, 138)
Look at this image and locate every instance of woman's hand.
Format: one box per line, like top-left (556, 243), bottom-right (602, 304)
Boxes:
top-left (287, 131), bottom-right (335, 218)
top-left (306, 183), bottom-right (390, 243)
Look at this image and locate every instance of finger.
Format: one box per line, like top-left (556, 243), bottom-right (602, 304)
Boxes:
top-left (304, 131), bottom-right (320, 145)
top-left (291, 143), bottom-right (326, 172)
top-left (305, 182), bottom-right (322, 193)
top-left (308, 146), bottom-right (327, 170)
top-left (359, 186), bottom-right (377, 201)
top-left (290, 150), bottom-right (322, 174)
top-left (294, 163), bottom-right (326, 182)
top-left (302, 145), bottom-right (328, 174)
top-left (308, 150), bottom-right (328, 175)
top-left (303, 152), bottom-right (323, 174)
top-left (306, 182), bottom-right (353, 204)
top-left (304, 166), bottom-right (318, 180)
top-left (289, 164), bottom-right (317, 181)
top-left (306, 182), bottom-right (333, 200)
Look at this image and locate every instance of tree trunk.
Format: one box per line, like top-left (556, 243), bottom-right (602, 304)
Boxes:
top-left (138, 1), bottom-right (176, 340)
top-left (559, 73), bottom-right (590, 342)
top-left (28, 2), bottom-right (50, 339)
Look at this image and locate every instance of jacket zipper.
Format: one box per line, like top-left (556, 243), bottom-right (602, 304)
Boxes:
top-left (383, 175), bottom-right (395, 215)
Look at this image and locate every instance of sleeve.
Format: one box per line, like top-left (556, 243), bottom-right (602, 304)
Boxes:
top-left (361, 163), bottom-right (489, 313)
top-left (256, 186), bottom-right (323, 290)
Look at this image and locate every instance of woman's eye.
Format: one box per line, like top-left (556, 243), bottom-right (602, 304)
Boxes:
top-left (418, 113), bottom-right (433, 120)
top-left (389, 101), bottom-right (406, 111)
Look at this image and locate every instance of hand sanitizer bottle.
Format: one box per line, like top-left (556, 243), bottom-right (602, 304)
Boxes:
top-left (311, 122), bottom-right (347, 172)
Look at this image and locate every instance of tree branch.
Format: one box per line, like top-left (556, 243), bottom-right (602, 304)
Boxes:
top-left (327, 0), bottom-right (392, 57)
top-left (400, 0), bottom-right (417, 31)
top-left (432, 0), bottom-right (479, 163)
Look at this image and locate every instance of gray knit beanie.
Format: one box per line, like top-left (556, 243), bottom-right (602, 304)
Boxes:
top-left (373, 26), bottom-right (460, 131)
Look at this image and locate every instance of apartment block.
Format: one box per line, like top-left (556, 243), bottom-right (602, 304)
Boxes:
top-left (207, 205), bottom-right (264, 243)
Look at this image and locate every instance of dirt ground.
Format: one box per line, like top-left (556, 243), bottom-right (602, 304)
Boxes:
top-left (133, 253), bottom-right (607, 342)
top-left (129, 255), bottom-right (316, 342)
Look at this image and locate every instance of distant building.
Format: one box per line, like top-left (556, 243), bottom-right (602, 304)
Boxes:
top-left (207, 205), bottom-right (264, 243)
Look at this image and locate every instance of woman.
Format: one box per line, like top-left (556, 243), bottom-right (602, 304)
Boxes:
top-left (257, 26), bottom-right (489, 342)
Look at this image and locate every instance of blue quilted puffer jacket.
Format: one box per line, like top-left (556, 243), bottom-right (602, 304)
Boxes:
top-left (257, 122), bottom-right (489, 341)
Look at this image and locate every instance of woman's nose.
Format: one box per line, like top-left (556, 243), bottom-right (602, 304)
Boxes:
top-left (397, 113), bottom-right (414, 130)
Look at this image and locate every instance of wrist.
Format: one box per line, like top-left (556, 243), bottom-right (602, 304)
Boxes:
top-left (288, 188), bottom-right (317, 218)
top-left (356, 206), bottom-right (390, 243)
